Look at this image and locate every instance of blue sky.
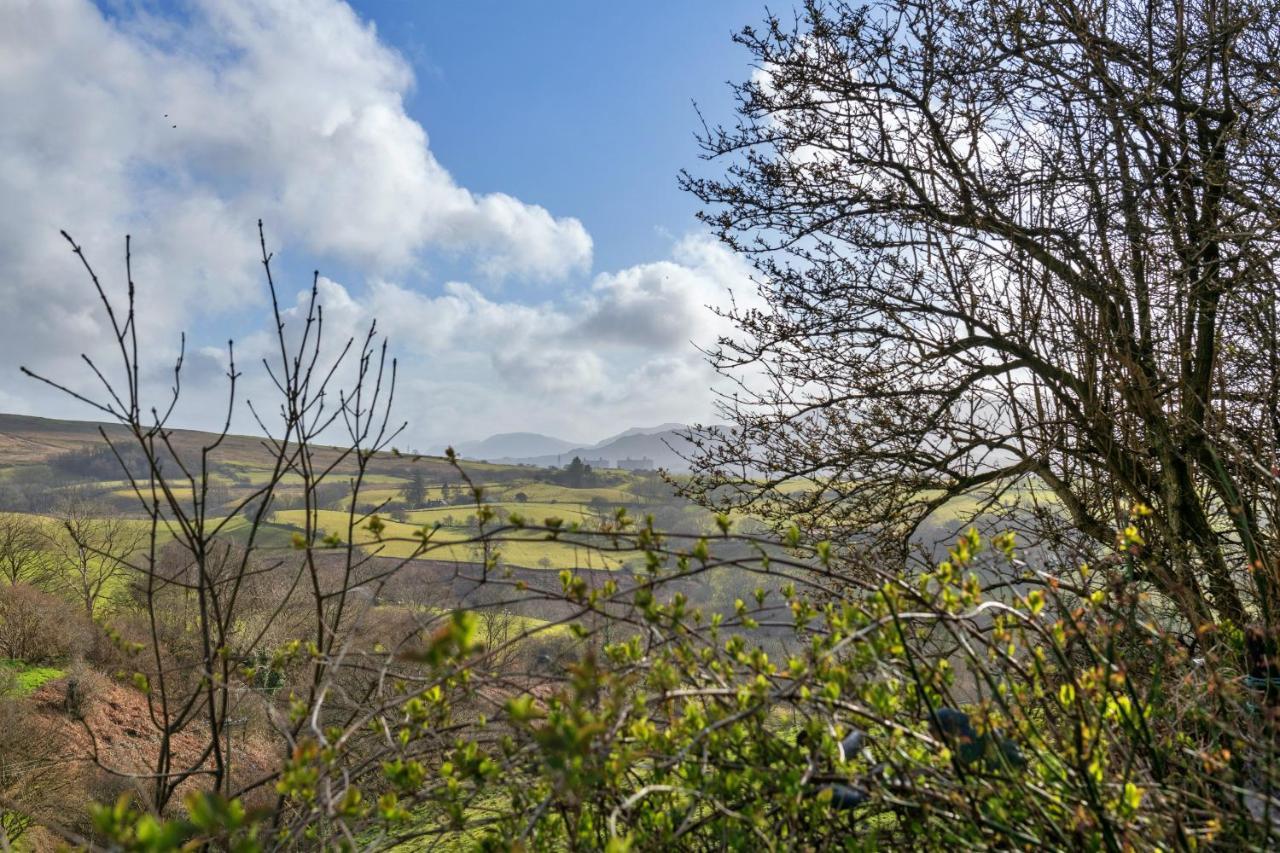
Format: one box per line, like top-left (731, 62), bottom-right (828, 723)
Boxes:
top-left (0, 0), bottom-right (769, 448)
top-left (355, 0), bottom-right (753, 274)
top-left (295, 0), bottom-right (762, 301)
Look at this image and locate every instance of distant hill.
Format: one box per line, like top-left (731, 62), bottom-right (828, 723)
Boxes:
top-left (0, 411), bottom-right (473, 484)
top-left (0, 411), bottom-right (716, 571)
top-left (0, 411), bottom-right (702, 475)
top-left (474, 426), bottom-right (699, 472)
top-left (453, 432), bottom-right (585, 460)
top-left (591, 423), bottom-right (686, 448)
top-left (582, 429), bottom-right (695, 471)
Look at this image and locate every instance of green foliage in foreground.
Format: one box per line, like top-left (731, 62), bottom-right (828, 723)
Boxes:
top-left (82, 521), bottom-right (1280, 851)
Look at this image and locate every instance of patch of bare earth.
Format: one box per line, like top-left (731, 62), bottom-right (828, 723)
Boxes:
top-left (27, 677), bottom-right (282, 813)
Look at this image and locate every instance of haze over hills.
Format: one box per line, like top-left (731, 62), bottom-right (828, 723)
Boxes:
top-left (456, 423), bottom-right (701, 472)
top-left (0, 411), bottom-right (703, 476)
top-left (452, 432), bottom-right (586, 460)
top-left (590, 423), bottom-right (686, 448)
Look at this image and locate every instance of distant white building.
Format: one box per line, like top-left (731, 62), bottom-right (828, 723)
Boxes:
top-left (617, 456), bottom-right (655, 471)
top-left (583, 457), bottom-right (611, 469)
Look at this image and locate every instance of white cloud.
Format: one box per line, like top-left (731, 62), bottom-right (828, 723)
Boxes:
top-left (0, 0), bottom-right (590, 393)
top-left (243, 235), bottom-right (758, 447)
top-left (579, 234), bottom-right (759, 350)
top-left (0, 0), bottom-right (750, 448)
top-left (190, 0), bottom-right (591, 278)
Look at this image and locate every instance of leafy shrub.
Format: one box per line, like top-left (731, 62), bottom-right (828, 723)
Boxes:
top-left (77, 521), bottom-right (1280, 850)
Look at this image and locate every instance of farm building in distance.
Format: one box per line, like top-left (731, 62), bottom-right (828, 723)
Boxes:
top-left (617, 456), bottom-right (655, 471)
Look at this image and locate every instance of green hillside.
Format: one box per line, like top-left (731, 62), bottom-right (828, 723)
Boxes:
top-left (0, 413), bottom-right (709, 573)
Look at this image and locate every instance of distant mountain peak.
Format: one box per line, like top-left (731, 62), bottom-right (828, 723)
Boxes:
top-left (453, 432), bottom-right (584, 460)
top-left (449, 424), bottom-right (697, 470)
top-left (592, 423), bottom-right (688, 448)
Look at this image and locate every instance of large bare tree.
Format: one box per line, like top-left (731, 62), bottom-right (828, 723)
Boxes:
top-left (47, 491), bottom-right (145, 617)
top-left (0, 513), bottom-right (49, 587)
top-left (681, 0), bottom-right (1280, 627)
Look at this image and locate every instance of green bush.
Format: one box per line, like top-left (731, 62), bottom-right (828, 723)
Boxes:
top-left (79, 521), bottom-right (1280, 850)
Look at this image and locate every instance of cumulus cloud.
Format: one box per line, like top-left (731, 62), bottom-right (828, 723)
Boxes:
top-left (0, 0), bottom-right (751, 447)
top-left (0, 0), bottom-right (590, 389)
top-left (579, 234), bottom-right (759, 350)
top-left (246, 235), bottom-right (758, 446)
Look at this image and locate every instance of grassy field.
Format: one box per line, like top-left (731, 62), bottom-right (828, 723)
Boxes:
top-left (0, 660), bottom-right (65, 696)
top-left (483, 482), bottom-right (637, 504)
top-left (270, 508), bottom-right (632, 570)
top-left (405, 501), bottom-right (598, 526)
top-left (0, 412), bottom-right (1055, 582)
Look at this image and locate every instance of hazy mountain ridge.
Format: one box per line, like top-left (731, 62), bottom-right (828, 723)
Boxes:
top-left (452, 432), bottom-right (585, 460)
top-left (590, 423), bottom-right (686, 448)
top-left (459, 424), bottom-right (699, 472)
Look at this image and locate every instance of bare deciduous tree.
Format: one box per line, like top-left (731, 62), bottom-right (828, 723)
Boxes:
top-left (23, 223), bottom-right (406, 812)
top-left (20, 217), bottom-right (1280, 850)
top-left (46, 492), bottom-right (145, 618)
top-left (0, 583), bottom-right (91, 662)
top-left (681, 0), bottom-right (1280, 626)
top-left (0, 513), bottom-right (49, 587)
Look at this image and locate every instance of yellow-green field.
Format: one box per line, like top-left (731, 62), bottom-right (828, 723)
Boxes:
top-left (0, 413), bottom-right (1063, 589)
top-left (271, 508), bottom-right (631, 570)
top-left (481, 482), bottom-right (637, 504)
top-left (405, 501), bottom-right (598, 526)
